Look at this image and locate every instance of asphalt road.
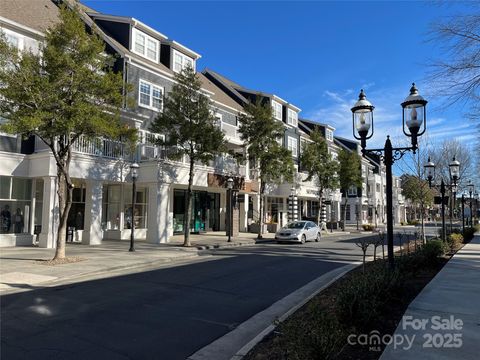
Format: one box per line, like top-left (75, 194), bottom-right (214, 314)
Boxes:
top-left (0, 232), bottom-right (421, 360)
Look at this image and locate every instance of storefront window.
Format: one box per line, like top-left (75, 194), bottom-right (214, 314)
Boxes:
top-left (173, 190), bottom-right (220, 234)
top-left (34, 179), bottom-right (43, 234)
top-left (67, 184), bottom-right (86, 231)
top-left (0, 176), bottom-right (32, 234)
top-left (124, 186), bottom-right (147, 229)
top-left (266, 197), bottom-right (284, 223)
top-left (102, 185), bottom-right (121, 230)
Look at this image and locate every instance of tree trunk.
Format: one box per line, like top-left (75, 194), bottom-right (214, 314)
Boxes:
top-left (362, 251), bottom-right (366, 273)
top-left (420, 202), bottom-right (426, 244)
top-left (257, 181), bottom-right (265, 239)
top-left (53, 150), bottom-right (73, 260)
top-left (184, 156), bottom-right (195, 247)
top-left (373, 245), bottom-right (377, 261)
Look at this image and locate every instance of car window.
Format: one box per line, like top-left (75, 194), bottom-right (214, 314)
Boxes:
top-left (286, 221), bottom-right (305, 229)
top-left (309, 222), bottom-right (316, 228)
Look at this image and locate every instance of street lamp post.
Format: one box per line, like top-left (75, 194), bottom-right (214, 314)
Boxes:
top-left (424, 157), bottom-right (460, 242)
top-left (351, 84), bottom-right (427, 269)
top-left (129, 162), bottom-right (139, 252)
top-left (467, 181), bottom-right (474, 226)
top-left (227, 177), bottom-right (234, 242)
top-left (461, 194), bottom-right (465, 234)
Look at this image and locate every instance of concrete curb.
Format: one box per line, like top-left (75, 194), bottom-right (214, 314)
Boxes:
top-left (0, 251), bottom-right (202, 295)
top-left (187, 261), bottom-right (362, 360)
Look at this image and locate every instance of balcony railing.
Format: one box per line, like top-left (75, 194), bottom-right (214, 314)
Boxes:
top-left (72, 135), bottom-right (131, 160)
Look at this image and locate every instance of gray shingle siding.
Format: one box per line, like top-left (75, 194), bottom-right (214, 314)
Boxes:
top-left (126, 64), bottom-right (174, 130)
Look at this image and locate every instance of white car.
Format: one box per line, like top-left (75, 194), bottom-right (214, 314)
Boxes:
top-left (275, 221), bottom-right (321, 244)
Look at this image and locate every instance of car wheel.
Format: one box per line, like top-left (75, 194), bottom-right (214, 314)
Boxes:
top-left (301, 234), bottom-right (306, 244)
top-left (316, 232), bottom-right (321, 242)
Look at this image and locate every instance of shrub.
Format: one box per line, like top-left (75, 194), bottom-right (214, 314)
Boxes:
top-left (463, 227), bottom-right (476, 242)
top-left (362, 224), bottom-right (374, 231)
top-left (279, 310), bottom-right (346, 360)
top-left (407, 220), bottom-right (419, 226)
top-left (420, 240), bottom-right (446, 266)
top-left (447, 233), bottom-right (463, 251)
top-left (336, 263), bottom-right (404, 332)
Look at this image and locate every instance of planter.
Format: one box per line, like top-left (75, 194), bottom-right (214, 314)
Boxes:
top-left (267, 223), bottom-right (278, 233)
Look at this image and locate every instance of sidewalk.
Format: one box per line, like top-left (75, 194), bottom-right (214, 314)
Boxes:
top-left (380, 234), bottom-right (480, 360)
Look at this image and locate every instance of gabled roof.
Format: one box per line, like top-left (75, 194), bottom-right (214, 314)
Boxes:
top-left (0, 0), bottom-right (59, 33)
top-left (203, 68), bottom-right (301, 111)
top-left (197, 73), bottom-right (244, 113)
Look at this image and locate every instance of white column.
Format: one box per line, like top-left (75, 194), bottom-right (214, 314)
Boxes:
top-left (219, 191), bottom-right (227, 231)
top-left (240, 193), bottom-right (248, 232)
top-left (146, 182), bottom-right (170, 244)
top-left (38, 176), bottom-right (58, 248)
top-left (29, 180), bottom-right (36, 235)
top-left (82, 180), bottom-right (103, 245)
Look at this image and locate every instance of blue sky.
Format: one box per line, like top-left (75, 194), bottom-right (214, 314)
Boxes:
top-left (84, 0), bottom-right (477, 167)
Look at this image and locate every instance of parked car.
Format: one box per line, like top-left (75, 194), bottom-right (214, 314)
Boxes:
top-left (275, 221), bottom-right (321, 243)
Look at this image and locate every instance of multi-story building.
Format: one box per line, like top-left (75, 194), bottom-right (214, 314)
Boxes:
top-left (0, 0), bottom-right (405, 248)
top-left (0, 0), bottom-right (254, 247)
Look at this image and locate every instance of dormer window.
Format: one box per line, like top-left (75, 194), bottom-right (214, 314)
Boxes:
top-left (132, 28), bottom-right (159, 62)
top-left (173, 49), bottom-right (195, 73)
top-left (287, 109), bottom-right (298, 127)
top-left (326, 129), bottom-right (333, 141)
top-left (272, 100), bottom-right (282, 121)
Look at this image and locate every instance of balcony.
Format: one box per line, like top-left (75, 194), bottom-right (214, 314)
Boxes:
top-left (72, 135), bottom-right (131, 160)
top-left (219, 122), bottom-right (242, 145)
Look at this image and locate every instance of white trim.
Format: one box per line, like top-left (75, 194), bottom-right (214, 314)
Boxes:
top-left (138, 79), bottom-right (164, 111)
top-left (132, 18), bottom-right (169, 41)
top-left (0, 16), bottom-right (44, 37)
top-left (131, 27), bottom-right (160, 63)
top-left (287, 108), bottom-right (298, 127)
top-left (170, 40), bottom-right (201, 59)
top-left (271, 100), bottom-right (282, 121)
top-left (287, 136), bottom-right (298, 157)
top-left (272, 94), bottom-right (301, 112)
top-left (172, 49), bottom-right (195, 73)
top-left (326, 129), bottom-right (334, 141)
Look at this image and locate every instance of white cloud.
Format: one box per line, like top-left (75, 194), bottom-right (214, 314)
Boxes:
top-left (303, 85), bottom-right (475, 150)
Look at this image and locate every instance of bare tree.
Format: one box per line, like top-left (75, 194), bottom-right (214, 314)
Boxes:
top-left (426, 4), bottom-right (480, 176)
top-left (397, 137), bottom-right (434, 244)
top-left (430, 139), bottom-right (473, 190)
top-left (355, 237), bottom-right (371, 273)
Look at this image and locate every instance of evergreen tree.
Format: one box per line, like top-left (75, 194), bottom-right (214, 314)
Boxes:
top-left (338, 149), bottom-right (362, 231)
top-left (0, 5), bottom-right (135, 260)
top-left (300, 127), bottom-right (339, 227)
top-left (150, 67), bottom-right (226, 246)
top-left (238, 100), bottom-right (295, 238)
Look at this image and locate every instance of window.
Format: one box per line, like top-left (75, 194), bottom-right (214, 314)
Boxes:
top-left (341, 204), bottom-right (351, 221)
top-left (287, 136), bottom-right (298, 157)
top-left (172, 49), bottom-right (195, 73)
top-left (132, 28), bottom-right (159, 62)
top-left (138, 80), bottom-right (164, 111)
top-left (287, 109), bottom-right (298, 126)
top-left (124, 187), bottom-right (147, 229)
top-left (0, 176), bottom-right (33, 234)
top-left (326, 129), bottom-right (333, 141)
top-left (271, 100), bottom-right (282, 120)
top-left (347, 186), bottom-right (357, 196)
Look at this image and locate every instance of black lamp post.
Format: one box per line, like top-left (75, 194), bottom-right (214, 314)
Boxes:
top-left (227, 177), bottom-right (234, 242)
top-left (351, 83), bottom-right (427, 269)
top-left (467, 181), bottom-right (475, 226)
top-left (129, 162), bottom-right (139, 252)
top-left (356, 197), bottom-right (360, 231)
top-left (424, 157), bottom-right (460, 242)
top-left (461, 193), bottom-right (465, 233)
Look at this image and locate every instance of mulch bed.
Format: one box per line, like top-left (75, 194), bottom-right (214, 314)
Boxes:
top-left (245, 248), bottom-right (450, 360)
top-left (36, 257), bottom-right (86, 265)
